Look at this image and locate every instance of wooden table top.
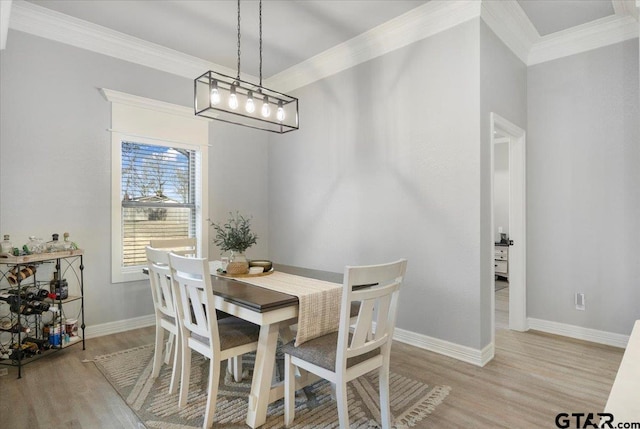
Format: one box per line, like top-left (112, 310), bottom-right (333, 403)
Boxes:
top-left (211, 275), bottom-right (298, 312)
top-left (142, 267), bottom-right (298, 313)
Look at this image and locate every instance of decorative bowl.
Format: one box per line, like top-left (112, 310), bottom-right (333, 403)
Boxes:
top-left (249, 259), bottom-right (272, 272)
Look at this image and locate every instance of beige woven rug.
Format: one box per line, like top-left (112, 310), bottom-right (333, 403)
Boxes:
top-left (93, 344), bottom-right (450, 429)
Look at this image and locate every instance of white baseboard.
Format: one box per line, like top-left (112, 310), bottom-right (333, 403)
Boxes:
top-left (393, 327), bottom-right (494, 367)
top-left (528, 318), bottom-right (629, 348)
top-left (84, 314), bottom-right (155, 340)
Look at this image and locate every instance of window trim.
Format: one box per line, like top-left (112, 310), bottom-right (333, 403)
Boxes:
top-left (103, 89), bottom-right (209, 283)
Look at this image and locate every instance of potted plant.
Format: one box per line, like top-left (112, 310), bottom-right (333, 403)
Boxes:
top-left (210, 211), bottom-right (258, 274)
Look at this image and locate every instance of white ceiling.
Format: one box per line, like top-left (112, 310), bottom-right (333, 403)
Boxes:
top-left (517, 0), bottom-right (615, 36)
top-left (18, 0), bottom-right (638, 79)
top-left (24, 0), bottom-right (429, 77)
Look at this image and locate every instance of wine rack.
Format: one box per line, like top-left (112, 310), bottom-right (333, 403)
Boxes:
top-left (0, 250), bottom-right (85, 378)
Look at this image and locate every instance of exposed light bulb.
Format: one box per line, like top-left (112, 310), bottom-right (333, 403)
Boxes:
top-left (246, 91), bottom-right (255, 113)
top-left (261, 95), bottom-right (271, 117)
top-left (276, 100), bottom-right (285, 121)
top-left (229, 85), bottom-right (238, 110)
top-left (210, 80), bottom-right (221, 105)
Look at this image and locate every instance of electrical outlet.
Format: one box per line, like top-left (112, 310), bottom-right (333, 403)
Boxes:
top-left (498, 226), bottom-right (503, 233)
top-left (575, 293), bottom-right (585, 311)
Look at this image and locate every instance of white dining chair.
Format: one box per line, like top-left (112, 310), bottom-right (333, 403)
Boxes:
top-left (145, 246), bottom-right (181, 394)
top-left (283, 259), bottom-right (408, 429)
top-left (168, 253), bottom-right (261, 429)
top-left (150, 237), bottom-right (197, 257)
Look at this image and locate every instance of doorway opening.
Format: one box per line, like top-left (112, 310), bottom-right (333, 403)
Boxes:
top-left (490, 113), bottom-right (527, 343)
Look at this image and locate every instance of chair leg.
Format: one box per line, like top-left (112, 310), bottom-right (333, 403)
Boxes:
top-left (178, 344), bottom-right (192, 408)
top-left (284, 354), bottom-right (295, 427)
top-left (202, 358), bottom-right (221, 429)
top-left (335, 381), bottom-right (350, 429)
top-left (152, 321), bottom-right (164, 379)
top-left (169, 331), bottom-right (181, 394)
top-left (379, 363), bottom-right (392, 429)
top-left (164, 332), bottom-right (175, 365)
top-left (232, 355), bottom-right (242, 382)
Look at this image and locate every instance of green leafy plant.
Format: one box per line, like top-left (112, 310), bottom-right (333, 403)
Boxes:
top-left (209, 211), bottom-right (258, 253)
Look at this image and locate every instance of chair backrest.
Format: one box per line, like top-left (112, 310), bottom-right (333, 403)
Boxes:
top-left (336, 259), bottom-right (407, 370)
top-left (168, 253), bottom-right (221, 353)
top-left (146, 246), bottom-right (177, 320)
top-left (150, 238), bottom-right (197, 257)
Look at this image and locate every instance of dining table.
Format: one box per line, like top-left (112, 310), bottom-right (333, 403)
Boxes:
top-left (144, 262), bottom-right (343, 428)
top-left (210, 264), bottom-right (343, 428)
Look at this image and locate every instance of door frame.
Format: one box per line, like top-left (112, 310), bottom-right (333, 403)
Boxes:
top-left (490, 112), bottom-right (527, 338)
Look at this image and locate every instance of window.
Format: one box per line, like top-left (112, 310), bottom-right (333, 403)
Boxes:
top-left (103, 89), bottom-right (209, 283)
top-left (121, 141), bottom-right (196, 267)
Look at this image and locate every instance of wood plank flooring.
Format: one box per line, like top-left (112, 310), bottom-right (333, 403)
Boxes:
top-left (0, 296), bottom-right (624, 429)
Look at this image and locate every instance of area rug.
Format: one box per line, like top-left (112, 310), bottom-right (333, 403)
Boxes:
top-left (93, 344), bottom-right (450, 429)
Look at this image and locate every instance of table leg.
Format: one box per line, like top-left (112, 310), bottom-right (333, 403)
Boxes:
top-left (246, 322), bottom-right (280, 428)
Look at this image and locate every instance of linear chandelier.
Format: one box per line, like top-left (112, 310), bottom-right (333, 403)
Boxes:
top-left (194, 0), bottom-right (299, 133)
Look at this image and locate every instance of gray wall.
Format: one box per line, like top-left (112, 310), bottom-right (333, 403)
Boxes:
top-left (269, 20), bottom-right (485, 349)
top-left (479, 20), bottom-right (527, 345)
top-left (0, 31), bottom-right (269, 327)
top-left (527, 39), bottom-right (640, 335)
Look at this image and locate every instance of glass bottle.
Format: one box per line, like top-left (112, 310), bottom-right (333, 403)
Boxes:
top-left (62, 232), bottom-right (74, 250)
top-left (47, 233), bottom-right (63, 252)
top-left (1, 235), bottom-right (13, 255)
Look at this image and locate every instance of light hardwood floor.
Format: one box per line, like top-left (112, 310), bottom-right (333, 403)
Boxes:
top-left (0, 299), bottom-right (624, 429)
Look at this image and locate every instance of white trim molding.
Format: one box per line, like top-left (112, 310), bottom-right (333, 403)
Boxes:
top-left (528, 14), bottom-right (639, 65)
top-left (100, 88), bottom-right (209, 122)
top-left (9, 0), bottom-right (243, 81)
top-left (612, 0), bottom-right (639, 20)
top-left (393, 326), bottom-right (494, 367)
top-left (266, 0), bottom-right (481, 92)
top-left (528, 318), bottom-right (629, 349)
top-left (6, 0), bottom-right (639, 92)
top-left (102, 88), bottom-right (209, 283)
top-left (481, 0), bottom-right (538, 64)
top-left (84, 314), bottom-right (155, 340)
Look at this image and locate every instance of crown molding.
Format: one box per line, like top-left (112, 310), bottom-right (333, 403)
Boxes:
top-left (612, 0), bottom-right (638, 20)
top-left (528, 14), bottom-right (639, 65)
top-left (5, 0), bottom-right (640, 91)
top-left (0, 0), bottom-right (12, 50)
top-left (99, 88), bottom-right (209, 121)
top-left (266, 0), bottom-right (482, 92)
top-left (8, 0), bottom-right (251, 81)
top-left (480, 0), bottom-right (539, 64)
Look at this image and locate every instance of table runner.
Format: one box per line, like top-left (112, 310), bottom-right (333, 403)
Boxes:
top-left (220, 271), bottom-right (342, 346)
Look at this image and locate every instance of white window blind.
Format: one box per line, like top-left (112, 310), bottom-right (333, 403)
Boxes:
top-left (120, 141), bottom-right (196, 267)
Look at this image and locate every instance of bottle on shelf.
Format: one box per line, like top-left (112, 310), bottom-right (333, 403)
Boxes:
top-left (0, 293), bottom-right (51, 315)
top-left (7, 265), bottom-right (37, 286)
top-left (1, 234), bottom-right (13, 255)
top-left (62, 232), bottom-right (76, 250)
top-left (49, 271), bottom-right (69, 300)
top-left (6, 287), bottom-right (55, 302)
top-left (46, 233), bottom-right (65, 252)
top-left (0, 320), bottom-right (31, 333)
top-left (26, 236), bottom-right (46, 254)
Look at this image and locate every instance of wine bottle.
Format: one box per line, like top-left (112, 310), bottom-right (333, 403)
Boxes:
top-left (7, 265), bottom-right (37, 286)
top-left (9, 287), bottom-right (55, 301)
top-left (0, 320), bottom-right (31, 333)
top-left (1, 293), bottom-right (50, 315)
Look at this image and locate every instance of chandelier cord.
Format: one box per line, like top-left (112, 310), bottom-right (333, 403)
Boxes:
top-left (236, 0), bottom-right (241, 82)
top-left (259, 0), bottom-right (263, 88)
